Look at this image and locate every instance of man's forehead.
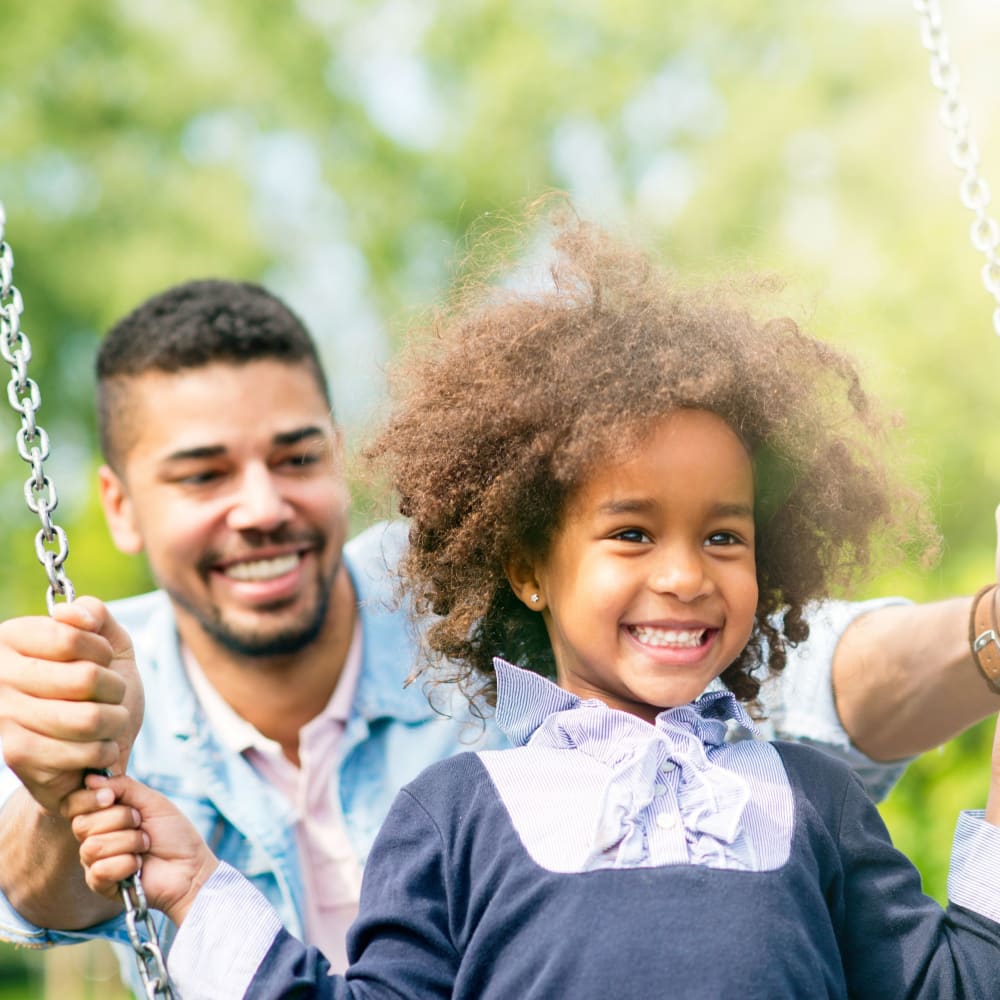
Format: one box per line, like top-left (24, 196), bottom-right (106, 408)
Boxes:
top-left (121, 358), bottom-right (326, 394)
top-left (116, 362), bottom-right (336, 462)
top-left (119, 361), bottom-right (327, 413)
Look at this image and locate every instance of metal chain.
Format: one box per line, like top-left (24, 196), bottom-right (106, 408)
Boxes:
top-left (0, 215), bottom-right (74, 614)
top-left (123, 875), bottom-right (174, 999)
top-left (0, 202), bottom-right (175, 1000)
top-left (914, 0), bottom-right (1000, 336)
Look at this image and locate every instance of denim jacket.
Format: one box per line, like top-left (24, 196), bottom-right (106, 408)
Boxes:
top-left (0, 520), bottom-right (908, 990)
top-left (0, 523), bottom-right (503, 969)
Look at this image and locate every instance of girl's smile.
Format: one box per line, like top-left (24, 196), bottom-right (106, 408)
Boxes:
top-left (623, 622), bottom-right (719, 660)
top-left (513, 408), bottom-right (758, 724)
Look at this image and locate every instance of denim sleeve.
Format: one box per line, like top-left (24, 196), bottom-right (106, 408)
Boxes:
top-left (0, 762), bottom-right (137, 949)
top-left (757, 597), bottom-right (914, 802)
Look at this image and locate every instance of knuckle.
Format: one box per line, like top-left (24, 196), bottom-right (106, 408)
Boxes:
top-left (62, 662), bottom-right (106, 701)
top-left (78, 838), bottom-right (99, 866)
top-left (0, 734), bottom-right (48, 783)
top-left (26, 620), bottom-right (84, 662)
top-left (0, 729), bottom-right (27, 767)
top-left (73, 701), bottom-right (108, 735)
top-left (97, 741), bottom-right (120, 768)
top-left (106, 706), bottom-right (130, 739)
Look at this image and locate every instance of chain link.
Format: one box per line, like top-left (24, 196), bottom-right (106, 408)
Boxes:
top-left (0, 226), bottom-right (75, 613)
top-left (123, 875), bottom-right (174, 999)
top-left (0, 202), bottom-right (175, 999)
top-left (914, 0), bottom-right (1000, 335)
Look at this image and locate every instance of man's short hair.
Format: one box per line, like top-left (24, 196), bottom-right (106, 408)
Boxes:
top-left (96, 279), bottom-right (331, 469)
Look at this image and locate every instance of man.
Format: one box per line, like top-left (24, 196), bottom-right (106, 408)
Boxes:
top-left (0, 280), bottom-right (997, 993)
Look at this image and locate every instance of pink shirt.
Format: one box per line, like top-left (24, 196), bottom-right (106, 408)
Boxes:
top-left (183, 625), bottom-right (364, 972)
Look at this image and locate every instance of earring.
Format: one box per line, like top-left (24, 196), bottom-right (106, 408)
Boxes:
top-left (530, 593), bottom-right (540, 605)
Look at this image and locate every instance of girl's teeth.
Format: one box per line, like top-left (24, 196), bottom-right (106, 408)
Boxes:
top-left (224, 554), bottom-right (299, 582)
top-left (629, 625), bottom-right (706, 648)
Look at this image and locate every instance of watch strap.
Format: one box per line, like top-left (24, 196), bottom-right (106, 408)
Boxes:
top-left (970, 584), bottom-right (1000, 690)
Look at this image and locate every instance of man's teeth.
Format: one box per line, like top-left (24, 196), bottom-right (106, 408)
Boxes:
top-left (629, 625), bottom-right (706, 648)
top-left (224, 554), bottom-right (300, 582)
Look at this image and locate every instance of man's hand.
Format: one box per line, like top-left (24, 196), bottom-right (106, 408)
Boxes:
top-left (0, 597), bottom-right (143, 816)
top-left (986, 505), bottom-right (1000, 827)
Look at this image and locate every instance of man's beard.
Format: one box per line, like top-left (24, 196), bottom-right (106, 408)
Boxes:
top-left (170, 555), bottom-right (337, 661)
top-left (194, 583), bottom-right (332, 659)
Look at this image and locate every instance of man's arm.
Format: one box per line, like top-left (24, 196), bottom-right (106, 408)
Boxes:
top-left (835, 504), bottom-right (1000, 762)
top-left (0, 788), bottom-right (123, 928)
top-left (833, 594), bottom-right (999, 762)
top-left (0, 599), bottom-right (141, 930)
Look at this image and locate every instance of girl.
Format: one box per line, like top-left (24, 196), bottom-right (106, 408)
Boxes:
top-left (71, 220), bottom-right (1000, 998)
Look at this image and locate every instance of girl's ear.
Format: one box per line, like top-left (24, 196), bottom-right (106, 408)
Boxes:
top-left (504, 552), bottom-right (547, 611)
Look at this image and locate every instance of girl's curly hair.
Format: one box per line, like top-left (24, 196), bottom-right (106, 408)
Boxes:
top-left (367, 215), bottom-right (929, 711)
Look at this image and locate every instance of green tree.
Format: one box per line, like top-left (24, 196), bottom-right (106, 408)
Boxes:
top-left (1, 1), bottom-right (998, 992)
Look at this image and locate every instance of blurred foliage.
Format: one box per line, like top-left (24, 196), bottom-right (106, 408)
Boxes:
top-left (2, 0), bottom-right (999, 990)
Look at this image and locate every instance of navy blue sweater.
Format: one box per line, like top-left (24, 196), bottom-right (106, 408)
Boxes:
top-left (240, 742), bottom-right (1000, 999)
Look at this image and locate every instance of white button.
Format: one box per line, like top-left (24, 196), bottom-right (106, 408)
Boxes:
top-left (661, 762), bottom-right (676, 773)
top-left (655, 812), bottom-right (678, 830)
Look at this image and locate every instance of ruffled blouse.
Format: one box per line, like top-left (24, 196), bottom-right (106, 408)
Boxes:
top-left (479, 658), bottom-right (794, 873)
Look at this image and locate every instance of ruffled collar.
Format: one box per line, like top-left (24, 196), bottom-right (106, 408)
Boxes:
top-left (493, 657), bottom-right (758, 750)
top-left (492, 658), bottom-right (762, 870)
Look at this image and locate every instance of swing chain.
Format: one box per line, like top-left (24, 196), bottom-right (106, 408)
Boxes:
top-left (123, 875), bottom-right (174, 1000)
top-left (0, 203), bottom-right (175, 1000)
top-left (0, 225), bottom-right (75, 613)
top-left (914, 0), bottom-right (1000, 335)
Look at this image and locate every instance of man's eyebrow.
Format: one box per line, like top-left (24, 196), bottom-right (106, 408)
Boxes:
top-left (162, 445), bottom-right (226, 463)
top-left (273, 426), bottom-right (329, 448)
top-left (161, 427), bottom-right (329, 464)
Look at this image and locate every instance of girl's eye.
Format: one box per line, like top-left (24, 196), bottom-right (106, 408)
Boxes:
top-left (613, 528), bottom-right (651, 544)
top-left (706, 531), bottom-right (741, 547)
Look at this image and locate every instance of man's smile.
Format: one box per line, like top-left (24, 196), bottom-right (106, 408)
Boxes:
top-left (221, 553), bottom-right (304, 582)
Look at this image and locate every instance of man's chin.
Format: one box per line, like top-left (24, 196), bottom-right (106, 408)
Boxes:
top-left (204, 615), bottom-right (327, 660)
top-left (171, 589), bottom-right (330, 662)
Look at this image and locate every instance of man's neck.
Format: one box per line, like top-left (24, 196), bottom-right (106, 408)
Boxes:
top-left (177, 566), bottom-right (358, 765)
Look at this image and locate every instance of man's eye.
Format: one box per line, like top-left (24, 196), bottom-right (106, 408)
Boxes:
top-left (284, 452), bottom-right (321, 468)
top-left (179, 470), bottom-right (222, 485)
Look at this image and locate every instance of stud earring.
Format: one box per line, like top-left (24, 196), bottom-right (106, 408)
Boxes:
top-left (530, 593), bottom-right (540, 605)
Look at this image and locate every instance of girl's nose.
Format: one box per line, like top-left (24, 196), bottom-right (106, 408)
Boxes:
top-left (648, 546), bottom-right (713, 602)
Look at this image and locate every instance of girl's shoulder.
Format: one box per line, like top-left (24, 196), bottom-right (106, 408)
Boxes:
top-left (398, 749), bottom-right (499, 816)
top-left (771, 738), bottom-right (857, 781)
top-left (770, 739), bottom-right (871, 825)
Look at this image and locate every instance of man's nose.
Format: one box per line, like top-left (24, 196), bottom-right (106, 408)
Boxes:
top-left (226, 465), bottom-right (293, 532)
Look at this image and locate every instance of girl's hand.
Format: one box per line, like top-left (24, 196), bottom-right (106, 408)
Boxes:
top-left (65, 774), bottom-right (219, 926)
